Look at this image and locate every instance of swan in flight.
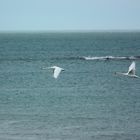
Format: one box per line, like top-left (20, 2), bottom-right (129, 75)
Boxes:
top-left (43, 66), bottom-right (64, 79)
top-left (115, 61), bottom-right (139, 78)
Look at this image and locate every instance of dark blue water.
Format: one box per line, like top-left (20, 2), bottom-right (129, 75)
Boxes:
top-left (0, 32), bottom-right (140, 140)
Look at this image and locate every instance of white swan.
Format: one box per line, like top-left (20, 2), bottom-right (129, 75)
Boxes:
top-left (43, 66), bottom-right (64, 79)
top-left (115, 61), bottom-right (139, 78)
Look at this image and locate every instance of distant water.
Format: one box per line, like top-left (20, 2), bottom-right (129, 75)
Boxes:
top-left (0, 32), bottom-right (140, 140)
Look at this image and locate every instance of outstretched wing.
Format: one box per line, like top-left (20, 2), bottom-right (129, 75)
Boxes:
top-left (128, 61), bottom-right (135, 75)
top-left (53, 68), bottom-right (62, 79)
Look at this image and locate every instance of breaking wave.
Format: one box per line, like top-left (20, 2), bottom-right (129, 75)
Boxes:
top-left (0, 56), bottom-right (140, 62)
top-left (82, 56), bottom-right (140, 61)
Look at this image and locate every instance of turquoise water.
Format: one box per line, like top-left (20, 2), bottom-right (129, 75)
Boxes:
top-left (0, 32), bottom-right (140, 140)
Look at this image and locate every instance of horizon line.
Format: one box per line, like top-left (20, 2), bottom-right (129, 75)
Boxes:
top-left (0, 29), bottom-right (140, 33)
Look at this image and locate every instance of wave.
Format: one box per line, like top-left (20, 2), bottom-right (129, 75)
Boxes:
top-left (0, 56), bottom-right (140, 62)
top-left (82, 56), bottom-right (140, 60)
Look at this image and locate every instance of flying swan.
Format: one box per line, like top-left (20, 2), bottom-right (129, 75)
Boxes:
top-left (115, 61), bottom-right (139, 78)
top-left (43, 66), bottom-right (64, 79)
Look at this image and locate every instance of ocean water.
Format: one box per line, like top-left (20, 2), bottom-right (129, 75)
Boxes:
top-left (0, 32), bottom-right (140, 140)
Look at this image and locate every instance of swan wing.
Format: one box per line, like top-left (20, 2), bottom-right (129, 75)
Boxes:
top-left (53, 67), bottom-right (62, 79)
top-left (128, 61), bottom-right (135, 75)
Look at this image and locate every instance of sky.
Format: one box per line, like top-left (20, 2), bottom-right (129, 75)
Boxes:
top-left (0, 0), bottom-right (140, 31)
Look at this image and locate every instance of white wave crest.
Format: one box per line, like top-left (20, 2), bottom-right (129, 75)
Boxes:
top-left (83, 56), bottom-right (140, 60)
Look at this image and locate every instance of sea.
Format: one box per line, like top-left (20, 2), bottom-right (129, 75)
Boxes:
top-left (0, 32), bottom-right (140, 140)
